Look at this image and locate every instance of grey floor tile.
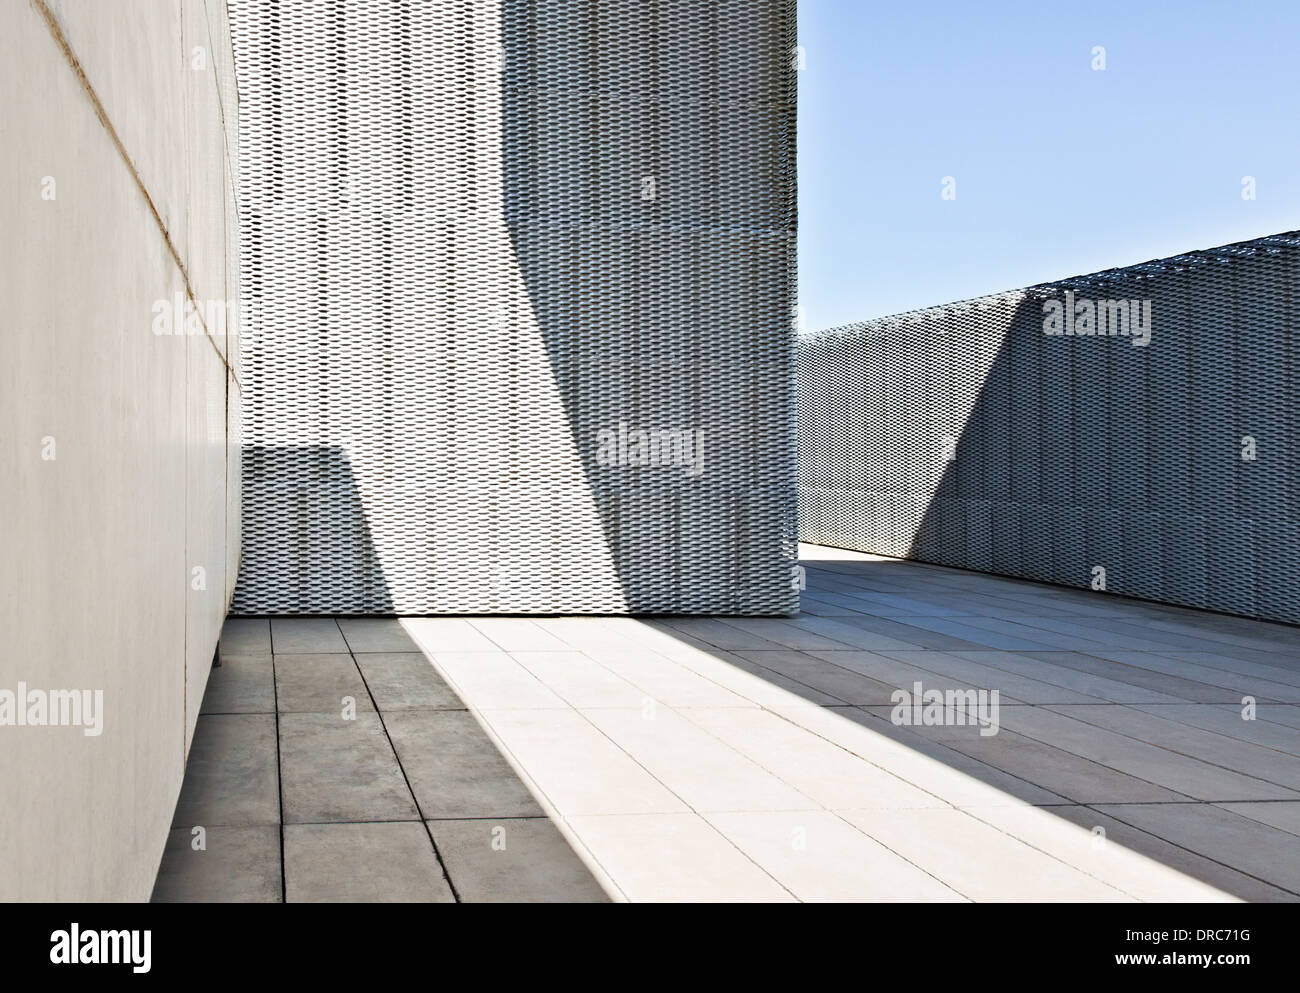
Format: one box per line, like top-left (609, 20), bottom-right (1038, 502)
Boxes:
top-left (787, 615), bottom-right (940, 651)
top-left (1073, 618), bottom-right (1258, 656)
top-left (659, 618), bottom-right (791, 651)
top-left (274, 653), bottom-right (373, 714)
top-left (201, 655), bottom-right (275, 714)
top-left (337, 617), bottom-right (422, 653)
top-left (734, 650), bottom-right (900, 704)
top-left (905, 722), bottom-right (1189, 804)
top-left (888, 616), bottom-right (1062, 652)
top-left (687, 648), bottom-right (847, 706)
top-left (1000, 706), bottom-right (1298, 801)
top-left (784, 591), bottom-right (875, 617)
top-left (872, 649), bottom-right (1105, 704)
top-left (1085, 650), bottom-right (1300, 702)
top-left (1094, 802), bottom-right (1300, 897)
top-left (953, 651), bottom-right (1186, 704)
top-left (355, 652), bottom-right (465, 711)
top-left (219, 618), bottom-right (271, 657)
top-left (270, 618), bottom-right (349, 654)
top-left (833, 656), bottom-right (1031, 708)
top-left (1045, 805), bottom-right (1297, 902)
top-left (706, 617), bottom-right (859, 651)
top-left (946, 615), bottom-right (1123, 651)
top-left (1137, 617), bottom-right (1297, 657)
top-left (1252, 704), bottom-right (1300, 729)
top-left (279, 712), bottom-right (418, 824)
top-left (385, 710), bottom-right (544, 819)
top-left (429, 818), bottom-right (608, 902)
top-left (1215, 801), bottom-right (1300, 838)
top-left (284, 822), bottom-right (454, 903)
top-left (993, 615), bottom-right (1191, 652)
top-left (1129, 703), bottom-right (1300, 754)
top-left (1166, 651), bottom-right (1300, 689)
top-left (1026, 651), bottom-right (1263, 703)
top-left (825, 615), bottom-right (990, 651)
top-left (172, 714), bottom-right (279, 827)
top-left (1046, 704), bottom-right (1300, 792)
top-left (969, 735), bottom-right (1194, 804)
top-left (839, 708), bottom-right (1071, 806)
top-left (152, 825), bottom-right (281, 903)
top-left (835, 591), bottom-right (975, 617)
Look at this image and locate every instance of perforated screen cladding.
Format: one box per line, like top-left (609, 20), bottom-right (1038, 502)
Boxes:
top-left (228, 0), bottom-right (798, 615)
top-left (799, 233), bottom-right (1300, 625)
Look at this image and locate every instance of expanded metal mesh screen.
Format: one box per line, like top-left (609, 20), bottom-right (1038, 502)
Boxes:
top-left (227, 0), bottom-right (797, 615)
top-left (799, 232), bottom-right (1300, 625)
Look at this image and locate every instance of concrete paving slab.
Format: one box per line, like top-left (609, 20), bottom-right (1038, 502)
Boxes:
top-left (355, 652), bottom-right (465, 711)
top-left (274, 653), bottom-right (373, 715)
top-left (152, 825), bottom-right (281, 903)
top-left (172, 714), bottom-right (279, 827)
top-left (284, 822), bottom-right (454, 903)
top-left (278, 712), bottom-right (418, 824)
top-left (429, 817), bottom-right (609, 903)
top-left (200, 655), bottom-right (274, 714)
top-left (337, 618), bottom-right (422, 654)
top-left (384, 709), bottom-right (544, 819)
top-left (270, 618), bottom-right (348, 654)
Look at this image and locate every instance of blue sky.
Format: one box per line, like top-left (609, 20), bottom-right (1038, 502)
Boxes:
top-left (797, 0), bottom-right (1300, 329)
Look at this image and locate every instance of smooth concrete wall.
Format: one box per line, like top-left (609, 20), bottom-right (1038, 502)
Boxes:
top-left (0, 0), bottom-right (240, 901)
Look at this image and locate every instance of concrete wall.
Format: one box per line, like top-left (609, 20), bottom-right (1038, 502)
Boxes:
top-left (228, 0), bottom-right (798, 616)
top-left (798, 232), bottom-right (1300, 625)
top-left (0, 0), bottom-right (240, 901)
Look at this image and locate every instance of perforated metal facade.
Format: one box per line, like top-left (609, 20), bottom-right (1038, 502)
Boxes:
top-left (799, 232), bottom-right (1300, 625)
top-left (227, 0), bottom-right (797, 615)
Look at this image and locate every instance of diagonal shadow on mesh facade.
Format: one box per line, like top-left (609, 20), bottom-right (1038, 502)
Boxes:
top-left (799, 232), bottom-right (1300, 625)
top-left (228, 0), bottom-right (799, 616)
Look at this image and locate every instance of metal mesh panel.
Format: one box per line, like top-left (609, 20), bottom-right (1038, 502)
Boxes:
top-left (228, 0), bottom-right (798, 615)
top-left (798, 232), bottom-right (1300, 625)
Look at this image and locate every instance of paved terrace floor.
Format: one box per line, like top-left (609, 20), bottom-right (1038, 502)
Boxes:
top-left (156, 543), bottom-right (1300, 902)
top-left (152, 621), bottom-right (608, 902)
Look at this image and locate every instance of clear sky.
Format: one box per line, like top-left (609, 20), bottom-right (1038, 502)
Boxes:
top-left (797, 0), bottom-right (1300, 329)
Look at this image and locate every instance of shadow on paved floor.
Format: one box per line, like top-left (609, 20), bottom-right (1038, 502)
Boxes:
top-left (642, 546), bottom-right (1300, 901)
top-left (157, 549), bottom-right (1300, 902)
top-left (152, 617), bottom-right (608, 903)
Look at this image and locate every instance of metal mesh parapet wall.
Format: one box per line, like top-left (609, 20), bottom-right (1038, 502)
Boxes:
top-left (798, 232), bottom-right (1300, 625)
top-left (227, 1), bottom-right (798, 615)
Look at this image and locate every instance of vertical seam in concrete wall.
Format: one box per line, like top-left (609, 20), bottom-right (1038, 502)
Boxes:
top-left (29, 0), bottom-right (238, 387)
